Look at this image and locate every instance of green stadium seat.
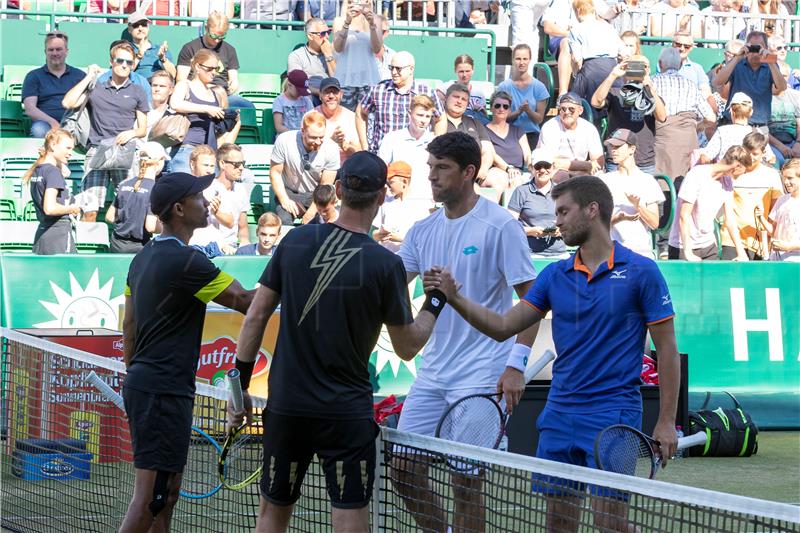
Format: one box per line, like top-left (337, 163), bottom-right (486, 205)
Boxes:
top-left (3, 65), bottom-right (38, 101)
top-left (248, 164), bottom-right (274, 212)
top-left (0, 100), bottom-right (29, 137)
top-left (236, 108), bottom-right (262, 144)
top-left (22, 201), bottom-right (38, 221)
top-left (0, 156), bottom-right (36, 197)
top-left (0, 220), bottom-right (36, 251)
top-left (0, 137), bottom-right (45, 158)
top-left (534, 62), bottom-right (555, 113)
top-left (238, 73), bottom-right (282, 128)
top-left (653, 174), bottom-right (676, 254)
top-left (76, 221), bottom-right (110, 253)
top-left (260, 108), bottom-right (276, 144)
top-left (0, 198), bottom-right (17, 220)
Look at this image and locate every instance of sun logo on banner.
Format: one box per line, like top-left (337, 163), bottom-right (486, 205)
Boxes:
top-left (372, 280), bottom-right (425, 378)
top-left (35, 269), bottom-right (125, 329)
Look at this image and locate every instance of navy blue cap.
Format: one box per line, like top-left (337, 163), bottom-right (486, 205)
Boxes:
top-left (150, 172), bottom-right (214, 218)
top-left (335, 151), bottom-right (387, 192)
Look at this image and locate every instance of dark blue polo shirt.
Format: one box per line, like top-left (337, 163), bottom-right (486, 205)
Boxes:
top-left (21, 64), bottom-right (85, 121)
top-left (507, 180), bottom-right (566, 255)
top-left (725, 61), bottom-right (776, 125)
top-left (523, 242), bottom-right (675, 413)
top-left (87, 78), bottom-right (149, 146)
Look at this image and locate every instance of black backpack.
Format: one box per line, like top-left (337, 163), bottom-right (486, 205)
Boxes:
top-left (687, 392), bottom-right (758, 457)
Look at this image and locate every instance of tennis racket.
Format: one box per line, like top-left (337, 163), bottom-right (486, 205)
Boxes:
top-left (85, 371), bottom-right (223, 499)
top-left (594, 424), bottom-right (708, 479)
top-left (218, 368), bottom-right (263, 490)
top-left (434, 349), bottom-right (556, 462)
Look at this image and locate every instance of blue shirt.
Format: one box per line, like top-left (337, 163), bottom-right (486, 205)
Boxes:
top-left (132, 41), bottom-right (174, 80)
top-left (677, 59), bottom-right (709, 90)
top-left (725, 60), bottom-right (776, 125)
top-left (97, 69), bottom-right (152, 106)
top-left (21, 64), bottom-right (85, 121)
top-left (522, 242), bottom-right (675, 413)
top-left (497, 78), bottom-right (550, 134)
top-left (235, 243), bottom-right (276, 256)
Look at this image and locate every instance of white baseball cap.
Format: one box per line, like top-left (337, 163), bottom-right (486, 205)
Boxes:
top-left (139, 141), bottom-right (170, 161)
top-left (728, 92), bottom-right (753, 108)
top-left (530, 148), bottom-right (555, 165)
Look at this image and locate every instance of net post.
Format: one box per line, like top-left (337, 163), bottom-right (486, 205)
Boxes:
top-left (371, 426), bottom-right (385, 533)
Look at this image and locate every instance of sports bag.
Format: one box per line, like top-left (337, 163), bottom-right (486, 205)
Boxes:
top-left (687, 392), bottom-right (758, 457)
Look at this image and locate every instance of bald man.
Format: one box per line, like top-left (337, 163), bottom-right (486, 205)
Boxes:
top-left (356, 50), bottom-right (447, 153)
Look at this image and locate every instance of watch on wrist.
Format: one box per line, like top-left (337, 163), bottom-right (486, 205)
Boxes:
top-left (325, 56), bottom-right (334, 61)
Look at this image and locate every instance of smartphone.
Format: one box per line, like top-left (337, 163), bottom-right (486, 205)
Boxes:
top-left (625, 60), bottom-right (646, 81)
top-left (542, 226), bottom-right (557, 235)
top-left (747, 44), bottom-right (762, 54)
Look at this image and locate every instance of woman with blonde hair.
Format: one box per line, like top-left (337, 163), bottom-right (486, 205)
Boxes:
top-left (105, 142), bottom-right (168, 253)
top-left (169, 48), bottom-right (238, 173)
top-left (332, 0), bottom-right (383, 110)
top-left (22, 128), bottom-right (81, 255)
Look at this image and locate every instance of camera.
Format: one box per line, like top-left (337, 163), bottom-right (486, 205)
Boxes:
top-left (625, 60), bottom-right (646, 81)
top-left (542, 226), bottom-right (557, 235)
top-left (747, 44), bottom-right (762, 53)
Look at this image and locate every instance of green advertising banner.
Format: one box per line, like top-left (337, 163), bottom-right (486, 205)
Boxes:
top-left (1, 254), bottom-right (798, 427)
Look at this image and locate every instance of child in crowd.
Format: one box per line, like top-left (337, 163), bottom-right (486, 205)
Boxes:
top-left (372, 161), bottom-right (428, 252)
top-left (756, 159), bottom-right (800, 261)
top-left (273, 70), bottom-right (315, 135)
top-left (309, 183), bottom-right (339, 224)
top-left (236, 211), bottom-right (281, 256)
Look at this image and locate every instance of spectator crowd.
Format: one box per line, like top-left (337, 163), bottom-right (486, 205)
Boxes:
top-left (13, 1), bottom-right (800, 262)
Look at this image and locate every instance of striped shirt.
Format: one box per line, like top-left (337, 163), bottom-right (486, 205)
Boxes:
top-left (359, 79), bottom-right (443, 152)
top-left (652, 70), bottom-right (712, 120)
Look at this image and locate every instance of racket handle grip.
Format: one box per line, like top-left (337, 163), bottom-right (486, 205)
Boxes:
top-left (227, 368), bottom-right (244, 412)
top-left (86, 370), bottom-right (126, 414)
top-left (524, 349), bottom-right (556, 383)
top-left (678, 431), bottom-right (707, 450)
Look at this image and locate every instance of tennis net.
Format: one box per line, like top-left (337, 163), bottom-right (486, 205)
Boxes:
top-left (2, 328), bottom-right (799, 533)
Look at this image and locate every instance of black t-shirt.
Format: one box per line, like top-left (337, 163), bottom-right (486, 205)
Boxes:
top-left (447, 114), bottom-right (490, 144)
top-left (177, 37), bottom-right (240, 90)
top-left (112, 176), bottom-right (154, 241)
top-left (29, 163), bottom-right (69, 227)
top-left (603, 88), bottom-right (658, 168)
top-left (260, 223), bottom-right (413, 419)
top-left (124, 237), bottom-right (234, 397)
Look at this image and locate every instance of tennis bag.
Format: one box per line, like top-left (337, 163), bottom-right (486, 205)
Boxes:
top-left (687, 392), bottom-right (758, 457)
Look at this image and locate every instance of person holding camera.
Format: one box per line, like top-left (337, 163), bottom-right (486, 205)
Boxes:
top-left (591, 54), bottom-right (667, 174)
top-left (507, 148), bottom-right (569, 258)
top-left (713, 30), bottom-right (786, 132)
top-left (331, 0), bottom-right (383, 111)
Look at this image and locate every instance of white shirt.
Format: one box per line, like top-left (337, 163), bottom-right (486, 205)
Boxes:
top-left (190, 178), bottom-right (249, 246)
top-left (316, 105), bottom-right (359, 164)
top-left (769, 194), bottom-right (800, 262)
top-left (601, 168), bottom-right (664, 258)
top-left (668, 164), bottom-right (733, 249)
top-left (399, 197), bottom-right (536, 389)
top-left (372, 195), bottom-right (431, 253)
top-left (378, 128), bottom-right (435, 209)
top-left (271, 130), bottom-right (341, 194)
top-left (537, 116), bottom-right (603, 161)
top-left (568, 17), bottom-right (621, 62)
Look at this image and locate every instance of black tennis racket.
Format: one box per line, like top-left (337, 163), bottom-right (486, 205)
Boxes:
top-left (434, 349), bottom-right (556, 463)
top-left (218, 368), bottom-right (263, 490)
top-left (85, 371), bottom-right (223, 499)
top-left (594, 424), bottom-right (708, 479)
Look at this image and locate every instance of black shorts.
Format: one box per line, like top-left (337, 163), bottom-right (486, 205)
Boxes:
top-left (123, 387), bottom-right (193, 473)
top-left (260, 410), bottom-right (379, 509)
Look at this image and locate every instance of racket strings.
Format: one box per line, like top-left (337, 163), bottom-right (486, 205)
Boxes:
top-left (182, 430), bottom-right (222, 496)
top-left (597, 429), bottom-right (654, 478)
top-left (224, 431), bottom-right (262, 485)
top-left (438, 396), bottom-right (504, 449)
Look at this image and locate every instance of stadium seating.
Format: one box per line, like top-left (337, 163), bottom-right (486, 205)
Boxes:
top-left (653, 174), bottom-right (676, 254)
top-left (533, 63), bottom-right (556, 114)
top-left (76, 221), bottom-right (110, 253)
top-left (260, 108), bottom-right (277, 144)
top-left (235, 108), bottom-right (262, 144)
top-left (0, 100), bottom-right (29, 137)
top-left (3, 65), bottom-right (37, 101)
top-left (0, 220), bottom-right (37, 251)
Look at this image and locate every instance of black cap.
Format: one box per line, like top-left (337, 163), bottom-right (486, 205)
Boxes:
top-left (150, 172), bottom-right (215, 218)
top-left (335, 151), bottom-right (387, 192)
top-left (319, 77), bottom-right (341, 92)
top-left (557, 92), bottom-right (583, 107)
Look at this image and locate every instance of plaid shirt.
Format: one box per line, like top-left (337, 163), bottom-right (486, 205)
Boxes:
top-left (652, 70), bottom-right (713, 121)
top-left (360, 79), bottom-right (443, 152)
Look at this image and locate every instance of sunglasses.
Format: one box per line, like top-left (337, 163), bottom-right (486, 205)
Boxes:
top-left (129, 20), bottom-right (148, 28)
top-left (113, 57), bottom-right (135, 66)
top-left (208, 30), bottom-right (227, 40)
top-left (302, 153), bottom-right (312, 171)
top-left (558, 106), bottom-right (578, 114)
top-left (774, 45), bottom-right (786, 51)
top-left (309, 30), bottom-right (331, 37)
top-left (389, 65), bottom-right (409, 72)
top-left (533, 162), bottom-right (552, 171)
top-left (672, 42), bottom-right (693, 50)
top-left (223, 160), bottom-right (245, 169)
top-left (197, 63), bottom-right (218, 73)
top-left (493, 103), bottom-right (510, 110)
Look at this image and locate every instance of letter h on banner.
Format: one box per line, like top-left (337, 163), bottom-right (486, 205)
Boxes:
top-left (730, 288), bottom-right (784, 362)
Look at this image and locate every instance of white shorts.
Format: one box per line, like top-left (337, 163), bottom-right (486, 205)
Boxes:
top-left (397, 376), bottom-right (496, 437)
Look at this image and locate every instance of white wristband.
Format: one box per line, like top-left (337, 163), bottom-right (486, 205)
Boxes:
top-left (505, 343), bottom-right (530, 373)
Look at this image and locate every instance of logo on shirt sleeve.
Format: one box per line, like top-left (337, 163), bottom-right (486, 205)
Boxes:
top-left (661, 294), bottom-right (672, 306)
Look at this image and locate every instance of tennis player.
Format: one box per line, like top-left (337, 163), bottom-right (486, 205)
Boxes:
top-left (230, 151), bottom-right (445, 533)
top-left (428, 175), bottom-right (680, 532)
top-left (394, 131), bottom-right (539, 533)
top-left (119, 172), bottom-right (254, 533)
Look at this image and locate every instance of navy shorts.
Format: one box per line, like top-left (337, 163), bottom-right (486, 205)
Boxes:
top-left (260, 410), bottom-right (379, 509)
top-left (532, 405), bottom-right (642, 498)
top-left (123, 387), bottom-right (193, 473)
top-left (548, 36), bottom-right (565, 58)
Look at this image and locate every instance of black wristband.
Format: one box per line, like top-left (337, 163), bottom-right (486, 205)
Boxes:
top-left (421, 289), bottom-right (447, 318)
top-left (235, 358), bottom-right (256, 390)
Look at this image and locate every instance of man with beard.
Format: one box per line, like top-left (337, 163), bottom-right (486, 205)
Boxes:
top-left (427, 174), bottom-right (680, 533)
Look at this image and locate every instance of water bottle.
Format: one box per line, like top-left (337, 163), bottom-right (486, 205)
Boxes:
top-left (674, 426), bottom-right (684, 458)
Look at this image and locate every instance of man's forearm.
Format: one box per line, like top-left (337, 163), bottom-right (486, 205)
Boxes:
top-left (591, 74), bottom-right (616, 108)
top-left (23, 102), bottom-right (57, 125)
top-left (450, 293), bottom-right (514, 342)
top-left (653, 335), bottom-right (679, 426)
